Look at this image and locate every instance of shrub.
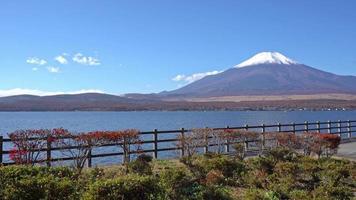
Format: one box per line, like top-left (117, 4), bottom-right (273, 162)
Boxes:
top-left (312, 183), bottom-right (354, 200)
top-left (158, 166), bottom-right (195, 199)
top-left (243, 188), bottom-right (267, 200)
top-left (0, 166), bottom-right (76, 199)
top-left (177, 128), bottom-right (212, 164)
top-left (265, 147), bottom-right (298, 163)
top-left (205, 169), bottom-right (225, 185)
top-left (0, 165), bottom-right (74, 181)
top-left (223, 130), bottom-right (261, 153)
top-left (274, 132), bottom-right (301, 150)
top-left (8, 128), bottom-right (69, 165)
top-left (301, 133), bottom-right (341, 158)
top-left (250, 156), bottom-right (275, 175)
top-left (58, 131), bottom-right (105, 174)
top-left (84, 174), bottom-right (161, 200)
top-left (129, 154), bottom-right (153, 175)
top-left (289, 190), bottom-right (309, 200)
top-left (198, 185), bottom-right (233, 200)
top-left (101, 129), bottom-right (141, 172)
top-left (232, 143), bottom-right (246, 160)
top-left (193, 154), bottom-right (246, 178)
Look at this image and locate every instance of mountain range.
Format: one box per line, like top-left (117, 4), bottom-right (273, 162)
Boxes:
top-left (162, 52), bottom-right (356, 98)
top-left (1, 52), bottom-right (356, 111)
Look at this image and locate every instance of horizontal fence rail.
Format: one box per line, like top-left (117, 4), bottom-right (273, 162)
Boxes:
top-left (0, 120), bottom-right (355, 167)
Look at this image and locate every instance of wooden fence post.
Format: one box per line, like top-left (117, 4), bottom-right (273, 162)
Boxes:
top-left (122, 136), bottom-right (129, 164)
top-left (46, 136), bottom-right (52, 167)
top-left (87, 148), bottom-right (92, 168)
top-left (203, 133), bottom-right (209, 154)
top-left (225, 126), bottom-right (230, 153)
top-left (0, 136), bottom-right (3, 165)
top-left (153, 129), bottom-right (158, 159)
top-left (327, 121), bottom-right (332, 134)
top-left (292, 123), bottom-right (296, 134)
top-left (244, 124), bottom-right (249, 151)
top-left (337, 120), bottom-right (342, 137)
top-left (317, 121), bottom-right (321, 133)
top-left (180, 128), bottom-right (185, 157)
top-left (304, 121), bottom-right (309, 132)
top-left (277, 123), bottom-right (282, 132)
top-left (261, 124), bottom-right (266, 150)
top-left (347, 120), bottom-right (352, 139)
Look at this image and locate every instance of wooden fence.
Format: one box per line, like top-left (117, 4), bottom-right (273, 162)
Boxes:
top-left (0, 120), bottom-right (355, 167)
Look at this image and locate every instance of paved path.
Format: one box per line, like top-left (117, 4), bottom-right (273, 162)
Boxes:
top-left (336, 140), bottom-right (356, 161)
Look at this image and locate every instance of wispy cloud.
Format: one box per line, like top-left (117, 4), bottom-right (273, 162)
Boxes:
top-left (172, 70), bottom-right (222, 84)
top-left (32, 67), bottom-right (39, 71)
top-left (47, 66), bottom-right (60, 73)
top-left (55, 54), bottom-right (68, 64)
top-left (73, 53), bottom-right (100, 66)
top-left (0, 88), bottom-right (105, 97)
top-left (26, 57), bottom-right (47, 65)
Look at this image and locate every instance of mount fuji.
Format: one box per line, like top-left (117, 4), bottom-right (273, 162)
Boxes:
top-left (163, 52), bottom-right (356, 98)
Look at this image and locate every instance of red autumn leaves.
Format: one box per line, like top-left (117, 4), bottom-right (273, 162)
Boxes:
top-left (7, 127), bottom-right (341, 166)
top-left (8, 128), bottom-right (140, 166)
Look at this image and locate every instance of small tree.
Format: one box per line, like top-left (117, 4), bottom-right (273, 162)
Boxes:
top-left (223, 129), bottom-right (247, 159)
top-left (56, 131), bottom-right (104, 174)
top-left (8, 128), bottom-right (68, 165)
top-left (210, 130), bottom-right (227, 154)
top-left (102, 129), bottom-right (141, 173)
top-left (223, 129), bottom-right (262, 157)
top-left (176, 128), bottom-right (212, 164)
top-left (274, 132), bottom-right (301, 150)
top-left (318, 133), bottom-right (341, 157)
top-left (301, 132), bottom-right (341, 158)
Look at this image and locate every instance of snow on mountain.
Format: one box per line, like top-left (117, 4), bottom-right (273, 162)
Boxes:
top-left (236, 52), bottom-right (297, 68)
top-left (164, 51), bottom-right (356, 97)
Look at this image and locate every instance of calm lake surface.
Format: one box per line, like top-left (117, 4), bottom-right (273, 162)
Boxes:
top-left (1, 111), bottom-right (356, 136)
top-left (1, 111), bottom-right (355, 165)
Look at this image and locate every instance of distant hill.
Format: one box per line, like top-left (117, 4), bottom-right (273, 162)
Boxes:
top-left (162, 52), bottom-right (356, 98)
top-left (0, 93), bottom-right (158, 111)
top-left (0, 93), bottom-right (356, 111)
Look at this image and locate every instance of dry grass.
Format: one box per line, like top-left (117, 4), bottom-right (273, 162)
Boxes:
top-left (183, 93), bottom-right (356, 102)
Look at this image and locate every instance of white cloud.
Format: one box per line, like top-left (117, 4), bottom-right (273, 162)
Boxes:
top-left (47, 66), bottom-right (60, 73)
top-left (55, 55), bottom-right (68, 64)
top-left (32, 67), bottom-right (39, 71)
top-left (172, 70), bottom-right (222, 84)
top-left (0, 88), bottom-right (105, 97)
top-left (172, 74), bottom-right (186, 81)
top-left (26, 57), bottom-right (47, 65)
top-left (73, 53), bottom-right (100, 66)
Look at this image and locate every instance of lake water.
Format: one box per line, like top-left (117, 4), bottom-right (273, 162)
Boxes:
top-left (1, 111), bottom-right (356, 135)
top-left (1, 111), bottom-right (355, 165)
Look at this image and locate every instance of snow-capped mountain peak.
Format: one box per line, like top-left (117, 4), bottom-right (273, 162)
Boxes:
top-left (236, 52), bottom-right (298, 68)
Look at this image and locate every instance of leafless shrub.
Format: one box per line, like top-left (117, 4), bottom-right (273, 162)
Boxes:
top-left (176, 128), bottom-right (213, 162)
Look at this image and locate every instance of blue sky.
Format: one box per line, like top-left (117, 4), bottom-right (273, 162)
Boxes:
top-left (0, 0), bottom-right (356, 96)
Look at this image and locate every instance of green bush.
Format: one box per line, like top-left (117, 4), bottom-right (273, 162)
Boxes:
top-left (158, 166), bottom-right (197, 200)
top-left (158, 166), bottom-right (233, 200)
top-left (128, 154), bottom-right (153, 175)
top-left (198, 185), bottom-right (233, 200)
top-left (0, 148), bottom-right (354, 200)
top-left (243, 188), bottom-right (267, 200)
top-left (83, 174), bottom-right (162, 200)
top-left (264, 147), bottom-right (298, 163)
top-left (193, 153), bottom-right (246, 178)
top-left (0, 166), bottom-right (76, 199)
top-left (0, 165), bottom-right (73, 180)
top-left (312, 184), bottom-right (354, 200)
top-left (2, 175), bottom-right (77, 200)
top-left (289, 190), bottom-right (310, 200)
